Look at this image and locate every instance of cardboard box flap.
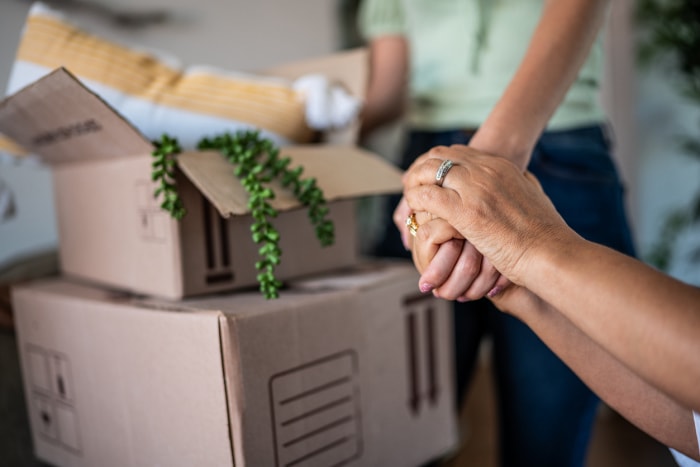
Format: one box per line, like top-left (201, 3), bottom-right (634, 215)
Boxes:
top-left (176, 145), bottom-right (404, 217)
top-left (0, 67), bottom-right (152, 165)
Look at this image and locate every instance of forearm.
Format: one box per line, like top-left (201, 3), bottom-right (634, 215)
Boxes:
top-left (360, 36), bottom-right (409, 136)
top-left (470, 0), bottom-right (609, 168)
top-left (498, 288), bottom-right (699, 459)
top-left (525, 236), bottom-right (700, 412)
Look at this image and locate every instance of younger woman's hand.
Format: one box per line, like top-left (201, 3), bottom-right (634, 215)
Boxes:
top-left (411, 217), bottom-right (510, 301)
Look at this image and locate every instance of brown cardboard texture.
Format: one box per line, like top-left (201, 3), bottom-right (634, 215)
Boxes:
top-left (0, 54), bottom-right (403, 300)
top-left (13, 262), bottom-right (458, 467)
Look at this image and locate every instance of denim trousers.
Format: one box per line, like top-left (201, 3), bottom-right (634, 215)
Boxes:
top-left (372, 125), bottom-right (637, 467)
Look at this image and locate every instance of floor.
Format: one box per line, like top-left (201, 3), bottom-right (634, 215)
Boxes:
top-left (0, 328), bottom-right (678, 467)
top-left (444, 343), bottom-right (677, 467)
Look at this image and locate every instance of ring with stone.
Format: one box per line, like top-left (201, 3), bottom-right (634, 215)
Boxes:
top-left (435, 159), bottom-right (454, 187)
top-left (406, 212), bottom-right (420, 237)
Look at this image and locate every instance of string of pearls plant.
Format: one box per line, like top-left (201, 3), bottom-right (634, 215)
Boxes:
top-left (151, 130), bottom-right (335, 299)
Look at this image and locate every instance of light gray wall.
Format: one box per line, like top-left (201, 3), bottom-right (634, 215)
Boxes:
top-left (0, 2), bottom-right (53, 267)
top-left (636, 70), bottom-right (700, 284)
top-left (0, 0), bottom-right (343, 268)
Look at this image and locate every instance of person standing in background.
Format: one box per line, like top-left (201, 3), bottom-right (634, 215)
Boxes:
top-left (357, 0), bottom-right (636, 465)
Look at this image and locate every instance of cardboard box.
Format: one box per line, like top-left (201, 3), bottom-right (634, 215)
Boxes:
top-left (13, 262), bottom-right (458, 467)
top-left (0, 51), bottom-right (403, 299)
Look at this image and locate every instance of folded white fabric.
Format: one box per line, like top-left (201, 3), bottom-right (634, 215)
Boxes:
top-left (1, 2), bottom-right (362, 154)
top-left (294, 74), bottom-right (362, 131)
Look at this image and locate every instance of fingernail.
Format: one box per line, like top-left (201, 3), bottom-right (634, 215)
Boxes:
top-left (420, 282), bottom-right (433, 293)
top-left (457, 296), bottom-right (470, 303)
top-left (487, 286), bottom-right (502, 298)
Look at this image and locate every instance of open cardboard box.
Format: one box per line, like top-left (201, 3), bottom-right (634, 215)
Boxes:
top-left (12, 261), bottom-right (458, 467)
top-left (0, 50), bottom-right (403, 299)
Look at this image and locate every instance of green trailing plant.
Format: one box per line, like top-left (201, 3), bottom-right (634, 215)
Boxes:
top-left (151, 130), bottom-right (335, 299)
top-left (151, 134), bottom-right (186, 220)
top-left (637, 0), bottom-right (700, 271)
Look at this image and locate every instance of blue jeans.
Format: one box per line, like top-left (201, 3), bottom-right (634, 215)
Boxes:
top-left (372, 125), bottom-right (636, 467)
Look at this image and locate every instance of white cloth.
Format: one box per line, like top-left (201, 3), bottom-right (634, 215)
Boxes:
top-left (669, 411), bottom-right (700, 466)
top-left (293, 74), bottom-right (361, 131)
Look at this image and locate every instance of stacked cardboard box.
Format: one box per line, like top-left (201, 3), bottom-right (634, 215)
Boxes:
top-left (0, 51), bottom-right (458, 466)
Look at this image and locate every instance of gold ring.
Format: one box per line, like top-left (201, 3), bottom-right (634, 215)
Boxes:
top-left (406, 212), bottom-right (420, 237)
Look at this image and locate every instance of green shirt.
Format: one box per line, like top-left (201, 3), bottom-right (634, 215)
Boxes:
top-left (358, 0), bottom-right (606, 130)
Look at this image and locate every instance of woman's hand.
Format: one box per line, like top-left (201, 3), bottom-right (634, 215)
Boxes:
top-left (394, 194), bottom-right (506, 300)
top-left (401, 144), bottom-right (575, 286)
top-left (410, 216), bottom-right (510, 300)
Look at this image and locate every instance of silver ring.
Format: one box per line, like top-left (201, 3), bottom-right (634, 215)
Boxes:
top-left (435, 159), bottom-right (454, 187)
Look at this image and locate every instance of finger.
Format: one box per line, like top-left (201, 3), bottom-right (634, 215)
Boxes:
top-left (487, 275), bottom-right (514, 298)
top-left (392, 197), bottom-right (412, 250)
top-left (418, 238), bottom-right (463, 293)
top-left (411, 217), bottom-right (461, 272)
top-left (457, 257), bottom-right (501, 302)
top-left (403, 185), bottom-right (461, 225)
top-left (432, 242), bottom-right (483, 301)
top-left (403, 144), bottom-right (486, 189)
top-left (401, 146), bottom-right (450, 183)
top-left (487, 284), bottom-right (525, 315)
top-left (488, 285), bottom-right (544, 316)
top-left (403, 157), bottom-right (451, 190)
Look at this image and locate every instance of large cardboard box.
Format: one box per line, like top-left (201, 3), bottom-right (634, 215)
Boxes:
top-left (13, 262), bottom-right (458, 467)
top-left (0, 51), bottom-right (403, 299)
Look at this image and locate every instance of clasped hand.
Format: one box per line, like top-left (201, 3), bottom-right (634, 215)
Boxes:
top-left (394, 144), bottom-right (567, 300)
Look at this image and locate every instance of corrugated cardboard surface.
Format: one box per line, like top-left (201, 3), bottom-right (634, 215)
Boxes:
top-left (0, 68), bottom-right (152, 165)
top-left (13, 280), bottom-right (231, 467)
top-left (53, 155), bottom-right (184, 297)
top-left (13, 262), bottom-right (458, 467)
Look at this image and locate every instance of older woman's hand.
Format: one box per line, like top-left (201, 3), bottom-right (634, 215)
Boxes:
top-left (401, 144), bottom-right (573, 286)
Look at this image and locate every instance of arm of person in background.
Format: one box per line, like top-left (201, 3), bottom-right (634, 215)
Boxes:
top-left (359, 34), bottom-right (409, 137)
top-left (394, 0), bottom-right (611, 300)
top-left (468, 0), bottom-right (610, 166)
top-left (401, 146), bottom-right (700, 460)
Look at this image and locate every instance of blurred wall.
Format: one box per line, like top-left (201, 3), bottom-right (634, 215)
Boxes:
top-left (636, 68), bottom-right (700, 285)
top-left (589, 0), bottom-right (699, 285)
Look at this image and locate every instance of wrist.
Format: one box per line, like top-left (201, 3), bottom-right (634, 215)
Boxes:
top-left (469, 124), bottom-right (535, 170)
top-left (519, 227), bottom-right (585, 294)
